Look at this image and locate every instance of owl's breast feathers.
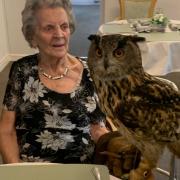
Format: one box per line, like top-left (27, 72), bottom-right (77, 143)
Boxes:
top-left (94, 73), bottom-right (180, 142)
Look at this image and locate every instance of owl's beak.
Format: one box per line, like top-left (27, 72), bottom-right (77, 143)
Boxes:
top-left (104, 57), bottom-right (109, 70)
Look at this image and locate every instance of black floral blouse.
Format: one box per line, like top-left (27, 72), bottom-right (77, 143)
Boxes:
top-left (3, 54), bottom-right (105, 163)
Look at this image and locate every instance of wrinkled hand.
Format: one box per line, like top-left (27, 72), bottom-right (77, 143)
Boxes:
top-left (90, 124), bottom-right (109, 143)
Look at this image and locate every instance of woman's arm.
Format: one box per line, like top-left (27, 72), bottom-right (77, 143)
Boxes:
top-left (0, 109), bottom-right (20, 163)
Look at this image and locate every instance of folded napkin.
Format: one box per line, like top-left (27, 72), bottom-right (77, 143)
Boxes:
top-left (135, 25), bottom-right (152, 33)
top-left (130, 19), bottom-right (152, 33)
top-left (138, 19), bottom-right (151, 26)
top-left (131, 22), bottom-right (167, 33)
top-left (132, 22), bottom-right (152, 33)
top-left (168, 23), bottom-right (180, 31)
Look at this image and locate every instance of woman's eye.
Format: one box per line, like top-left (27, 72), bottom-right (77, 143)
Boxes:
top-left (95, 48), bottom-right (102, 57)
top-left (43, 25), bottom-right (54, 32)
top-left (61, 24), bottom-right (70, 31)
top-left (114, 48), bottom-right (124, 57)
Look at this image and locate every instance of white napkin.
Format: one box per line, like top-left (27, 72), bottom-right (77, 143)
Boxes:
top-left (110, 175), bottom-right (121, 180)
top-left (130, 19), bottom-right (152, 33)
top-left (138, 19), bottom-right (151, 26)
top-left (132, 23), bottom-right (152, 33)
top-left (168, 23), bottom-right (180, 31)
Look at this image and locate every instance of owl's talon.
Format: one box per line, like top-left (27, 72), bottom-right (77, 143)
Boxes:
top-left (143, 170), bottom-right (150, 177)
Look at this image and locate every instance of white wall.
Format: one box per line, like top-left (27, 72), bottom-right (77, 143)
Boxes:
top-left (101, 0), bottom-right (180, 24)
top-left (0, 0), bottom-right (35, 72)
top-left (0, 0), bottom-right (9, 71)
top-left (155, 0), bottom-right (180, 20)
top-left (4, 0), bottom-right (34, 54)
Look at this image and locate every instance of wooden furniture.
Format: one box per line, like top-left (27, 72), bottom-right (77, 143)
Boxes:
top-left (118, 0), bottom-right (157, 20)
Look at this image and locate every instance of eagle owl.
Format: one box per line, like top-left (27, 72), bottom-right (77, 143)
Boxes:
top-left (87, 34), bottom-right (180, 179)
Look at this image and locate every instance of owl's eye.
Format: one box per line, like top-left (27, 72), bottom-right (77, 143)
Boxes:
top-left (95, 48), bottom-right (102, 57)
top-left (114, 48), bottom-right (124, 58)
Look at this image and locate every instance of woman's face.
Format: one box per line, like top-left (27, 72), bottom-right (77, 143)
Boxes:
top-left (33, 7), bottom-right (71, 60)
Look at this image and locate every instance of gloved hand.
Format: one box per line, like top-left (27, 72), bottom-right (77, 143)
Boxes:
top-left (94, 131), bottom-right (141, 179)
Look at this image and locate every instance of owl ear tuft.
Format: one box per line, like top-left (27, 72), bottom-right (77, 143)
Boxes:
top-left (88, 34), bottom-right (98, 40)
top-left (130, 35), bottom-right (146, 42)
top-left (88, 34), bottom-right (100, 44)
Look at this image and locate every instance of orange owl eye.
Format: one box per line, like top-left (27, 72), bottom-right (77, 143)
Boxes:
top-left (95, 48), bottom-right (102, 57)
top-left (114, 48), bottom-right (124, 57)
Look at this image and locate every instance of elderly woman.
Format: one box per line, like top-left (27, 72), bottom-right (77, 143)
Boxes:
top-left (0, 0), bottom-right (108, 164)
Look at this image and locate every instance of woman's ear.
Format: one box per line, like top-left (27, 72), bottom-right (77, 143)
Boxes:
top-left (31, 38), bottom-right (38, 48)
top-left (32, 42), bottom-right (37, 48)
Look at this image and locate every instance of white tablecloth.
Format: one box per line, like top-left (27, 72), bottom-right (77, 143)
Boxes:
top-left (98, 20), bottom-right (180, 76)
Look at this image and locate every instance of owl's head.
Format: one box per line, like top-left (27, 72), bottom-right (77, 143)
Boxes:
top-left (87, 34), bottom-right (145, 80)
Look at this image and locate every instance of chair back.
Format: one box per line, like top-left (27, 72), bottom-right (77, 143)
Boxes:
top-left (118, 0), bottom-right (157, 20)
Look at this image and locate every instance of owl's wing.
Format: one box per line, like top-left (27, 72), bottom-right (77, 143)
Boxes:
top-left (116, 75), bottom-right (180, 142)
top-left (134, 75), bottom-right (179, 101)
top-left (155, 77), bottom-right (178, 91)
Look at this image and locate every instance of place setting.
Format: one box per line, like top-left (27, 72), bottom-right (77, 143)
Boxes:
top-left (130, 13), bottom-right (168, 33)
top-left (99, 13), bottom-right (170, 35)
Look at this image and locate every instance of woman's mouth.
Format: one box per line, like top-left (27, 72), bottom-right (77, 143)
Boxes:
top-left (52, 43), bottom-right (65, 48)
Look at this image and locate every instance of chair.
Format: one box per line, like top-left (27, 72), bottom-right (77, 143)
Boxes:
top-left (117, 0), bottom-right (157, 20)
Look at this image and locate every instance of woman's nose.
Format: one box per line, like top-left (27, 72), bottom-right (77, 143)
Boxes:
top-left (54, 25), bottom-right (64, 37)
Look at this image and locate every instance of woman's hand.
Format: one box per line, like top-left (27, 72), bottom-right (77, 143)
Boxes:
top-left (90, 123), bottom-right (109, 143)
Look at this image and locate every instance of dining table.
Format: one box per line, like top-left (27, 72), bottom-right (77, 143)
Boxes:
top-left (98, 19), bottom-right (180, 76)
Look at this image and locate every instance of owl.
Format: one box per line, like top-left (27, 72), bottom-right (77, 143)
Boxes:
top-left (87, 34), bottom-right (180, 180)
